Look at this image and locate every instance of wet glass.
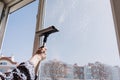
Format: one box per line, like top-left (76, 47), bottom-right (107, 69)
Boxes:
top-left (42, 0), bottom-right (120, 80)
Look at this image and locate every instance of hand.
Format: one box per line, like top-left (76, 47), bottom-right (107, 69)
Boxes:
top-left (36, 47), bottom-right (47, 60)
top-left (30, 47), bottom-right (47, 69)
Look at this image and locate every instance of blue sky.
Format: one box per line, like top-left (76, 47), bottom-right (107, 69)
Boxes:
top-left (1, 0), bottom-right (120, 66)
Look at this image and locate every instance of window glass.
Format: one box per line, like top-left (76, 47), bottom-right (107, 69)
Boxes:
top-left (44, 0), bottom-right (119, 67)
top-left (42, 0), bottom-right (120, 80)
top-left (1, 0), bottom-right (120, 79)
top-left (2, 1), bottom-right (38, 62)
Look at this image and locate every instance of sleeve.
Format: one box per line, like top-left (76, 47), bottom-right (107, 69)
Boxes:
top-left (0, 61), bottom-right (35, 80)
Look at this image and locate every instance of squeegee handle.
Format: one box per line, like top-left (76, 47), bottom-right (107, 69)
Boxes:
top-left (43, 35), bottom-right (48, 43)
top-left (41, 34), bottom-right (49, 48)
top-left (41, 42), bottom-right (45, 48)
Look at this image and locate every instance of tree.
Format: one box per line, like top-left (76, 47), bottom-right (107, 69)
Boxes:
top-left (73, 63), bottom-right (81, 79)
top-left (43, 60), bottom-right (67, 80)
top-left (90, 62), bottom-right (109, 80)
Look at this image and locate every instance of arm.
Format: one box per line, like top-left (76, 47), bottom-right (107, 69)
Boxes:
top-left (0, 47), bottom-right (46, 80)
top-left (30, 47), bottom-right (46, 74)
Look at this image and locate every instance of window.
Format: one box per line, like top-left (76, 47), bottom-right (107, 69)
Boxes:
top-left (2, 0), bottom-right (120, 80)
top-left (43, 0), bottom-right (120, 80)
top-left (0, 62), bottom-right (7, 65)
top-left (0, 69), bottom-right (6, 73)
top-left (44, 0), bottom-right (120, 65)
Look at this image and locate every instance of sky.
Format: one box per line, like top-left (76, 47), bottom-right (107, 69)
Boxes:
top-left (1, 0), bottom-right (120, 66)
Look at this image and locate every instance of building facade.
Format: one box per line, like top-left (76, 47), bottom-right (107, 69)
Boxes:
top-left (0, 55), bottom-right (17, 73)
top-left (40, 60), bottom-right (85, 80)
top-left (111, 66), bottom-right (120, 80)
top-left (39, 60), bottom-right (120, 80)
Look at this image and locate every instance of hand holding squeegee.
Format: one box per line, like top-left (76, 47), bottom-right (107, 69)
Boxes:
top-left (36, 26), bottom-right (59, 48)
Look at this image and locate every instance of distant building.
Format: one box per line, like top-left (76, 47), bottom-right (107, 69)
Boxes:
top-left (39, 60), bottom-right (120, 80)
top-left (40, 60), bottom-right (84, 80)
top-left (84, 62), bottom-right (113, 80)
top-left (0, 55), bottom-right (18, 73)
top-left (73, 63), bottom-right (84, 79)
top-left (111, 66), bottom-right (120, 80)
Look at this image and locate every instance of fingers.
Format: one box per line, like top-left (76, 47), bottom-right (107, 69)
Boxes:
top-left (36, 47), bottom-right (47, 60)
top-left (36, 47), bottom-right (47, 54)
